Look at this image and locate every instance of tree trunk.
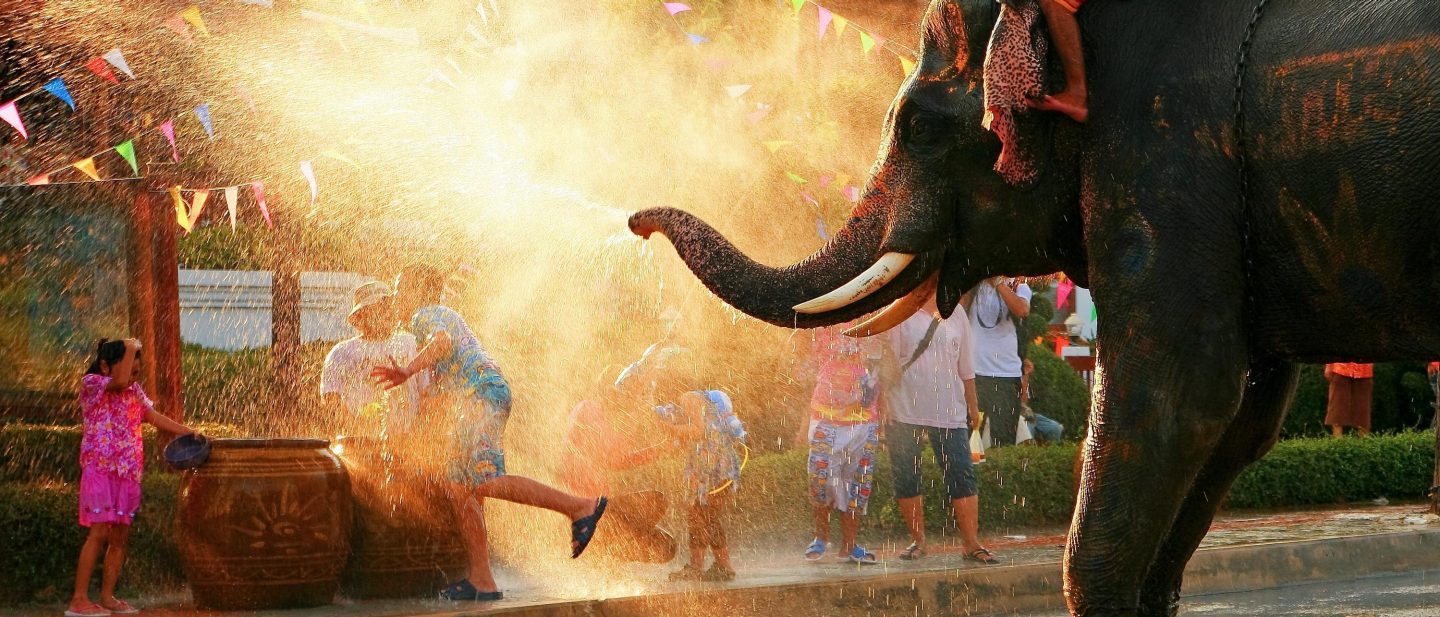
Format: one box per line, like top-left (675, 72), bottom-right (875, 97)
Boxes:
top-left (1430, 373), bottom-right (1440, 515)
top-left (271, 195), bottom-right (303, 434)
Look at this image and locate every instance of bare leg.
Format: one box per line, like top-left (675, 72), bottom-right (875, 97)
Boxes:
top-left (69, 524), bottom-right (110, 613)
top-left (812, 505), bottom-right (831, 544)
top-left (1331, 424), bottom-right (1344, 438)
top-left (897, 496), bottom-right (926, 549)
top-left (98, 524), bottom-right (131, 607)
top-left (686, 502), bottom-right (706, 567)
top-left (839, 510), bottom-right (860, 554)
top-left (1031, 0), bottom-right (1089, 122)
top-left (953, 496), bottom-right (984, 554)
top-left (449, 490), bottom-right (498, 593)
top-left (475, 475), bottom-right (595, 521)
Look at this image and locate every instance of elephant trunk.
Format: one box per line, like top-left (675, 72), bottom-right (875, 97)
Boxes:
top-left (628, 200), bottom-right (934, 328)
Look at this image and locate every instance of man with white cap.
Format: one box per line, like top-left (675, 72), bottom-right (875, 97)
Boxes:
top-left (320, 281), bottom-right (427, 436)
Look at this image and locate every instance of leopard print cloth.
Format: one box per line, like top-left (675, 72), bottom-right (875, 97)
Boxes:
top-left (981, 0), bottom-right (1048, 186)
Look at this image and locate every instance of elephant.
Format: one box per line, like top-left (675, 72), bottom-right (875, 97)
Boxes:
top-left (629, 0), bottom-right (1440, 614)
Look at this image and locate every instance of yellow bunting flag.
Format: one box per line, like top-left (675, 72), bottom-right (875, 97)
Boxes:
top-left (763, 140), bottom-right (791, 153)
top-left (859, 31), bottom-right (876, 54)
top-left (790, 0), bottom-right (805, 16)
top-left (833, 15), bottom-right (848, 36)
top-left (73, 157), bottom-right (100, 181)
top-left (786, 171), bottom-right (807, 184)
top-left (833, 173), bottom-right (850, 190)
top-left (900, 56), bottom-right (916, 76)
top-left (170, 186), bottom-right (191, 232)
top-left (188, 189), bottom-right (209, 229)
top-left (180, 6), bottom-right (209, 36)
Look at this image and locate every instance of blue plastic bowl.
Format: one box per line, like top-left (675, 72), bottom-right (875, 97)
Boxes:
top-left (165, 433), bottom-right (212, 470)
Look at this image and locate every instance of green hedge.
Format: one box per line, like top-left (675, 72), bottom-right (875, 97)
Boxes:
top-left (1025, 343), bottom-right (1090, 441)
top-left (0, 423), bottom-right (240, 484)
top-left (1228, 430), bottom-right (1435, 507)
top-left (0, 475), bottom-right (182, 605)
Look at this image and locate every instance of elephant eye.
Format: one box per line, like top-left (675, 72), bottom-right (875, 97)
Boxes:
top-left (905, 113), bottom-right (951, 157)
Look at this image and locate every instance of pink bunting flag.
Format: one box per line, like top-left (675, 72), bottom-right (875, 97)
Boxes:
top-left (26, 173), bottom-right (49, 185)
top-left (818, 174), bottom-right (833, 188)
top-left (164, 15), bottom-right (194, 44)
top-left (0, 101), bottom-right (27, 140)
top-left (843, 186), bottom-right (860, 202)
top-left (874, 34), bottom-right (887, 51)
top-left (251, 181), bottom-right (273, 228)
top-left (234, 84), bottom-right (257, 113)
top-left (704, 57), bottom-right (730, 72)
top-left (299, 160), bottom-right (317, 206)
top-left (188, 189), bottom-right (209, 229)
top-left (224, 186), bottom-right (239, 231)
top-left (745, 106), bottom-right (771, 125)
top-left (663, 2), bottom-right (690, 15)
top-left (817, 7), bottom-right (833, 39)
top-left (85, 58), bottom-right (119, 83)
top-left (160, 120), bottom-right (178, 162)
top-left (1056, 277), bottom-right (1075, 309)
top-left (170, 187), bottom-right (191, 232)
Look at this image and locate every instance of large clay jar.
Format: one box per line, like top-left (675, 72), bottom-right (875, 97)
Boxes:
top-left (334, 437), bottom-right (466, 598)
top-left (176, 438), bottom-right (352, 610)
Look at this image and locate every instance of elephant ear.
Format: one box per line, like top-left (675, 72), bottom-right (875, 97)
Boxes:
top-left (980, 0), bottom-right (1053, 187)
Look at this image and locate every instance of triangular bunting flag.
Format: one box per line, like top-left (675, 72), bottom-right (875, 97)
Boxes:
top-left (763, 140), bottom-right (791, 153)
top-left (113, 140), bottom-right (137, 175)
top-left (724, 84), bottom-right (751, 99)
top-left (704, 57), bottom-right (730, 72)
top-left (874, 34), bottom-right (887, 51)
top-left (299, 160), bottom-right (318, 205)
top-left (663, 2), bottom-right (690, 15)
top-left (160, 120), bottom-right (179, 162)
top-left (818, 174), bottom-right (832, 188)
top-left (251, 182), bottom-right (272, 228)
top-left (194, 104), bottom-right (214, 138)
top-left (817, 7), bottom-right (833, 39)
top-left (790, 0), bottom-right (805, 16)
top-left (1091, 303), bottom-right (1097, 320)
top-left (785, 171), bottom-right (807, 184)
top-left (224, 186), bottom-right (239, 231)
top-left (0, 102), bottom-right (27, 140)
top-left (180, 6), bottom-right (209, 36)
top-left (900, 56), bottom-right (916, 76)
top-left (73, 157), bottom-right (100, 181)
top-left (321, 150), bottom-right (360, 168)
top-left (1056, 277), bottom-right (1075, 309)
top-left (833, 15), bottom-right (848, 36)
top-left (170, 187), bottom-right (191, 232)
top-left (686, 33), bottom-right (708, 44)
top-left (164, 15), bottom-right (194, 44)
top-left (833, 173), bottom-right (850, 189)
top-left (234, 84), bottom-right (257, 113)
top-left (26, 173), bottom-right (49, 185)
top-left (843, 186), bottom-right (860, 202)
top-left (816, 218), bottom-right (829, 241)
top-left (188, 189), bottom-right (209, 229)
top-left (745, 106), bottom-right (771, 125)
top-left (84, 58), bottom-right (119, 83)
top-left (800, 192), bottom-right (818, 206)
top-left (241, 0), bottom-right (273, 5)
top-left (42, 79), bottom-right (75, 110)
top-left (102, 49), bottom-right (135, 79)
top-left (859, 31), bottom-right (876, 54)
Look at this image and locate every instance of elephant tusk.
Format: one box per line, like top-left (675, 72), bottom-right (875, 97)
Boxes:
top-left (843, 271), bottom-right (939, 337)
top-left (793, 252), bottom-right (916, 314)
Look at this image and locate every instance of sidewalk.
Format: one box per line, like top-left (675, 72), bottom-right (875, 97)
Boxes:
top-left (23, 503), bottom-right (1440, 617)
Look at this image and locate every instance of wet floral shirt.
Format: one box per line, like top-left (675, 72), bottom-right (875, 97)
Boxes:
top-left (683, 390), bottom-right (743, 504)
top-left (808, 326), bottom-right (882, 424)
top-left (409, 305), bottom-right (510, 410)
top-left (78, 374), bottom-right (152, 481)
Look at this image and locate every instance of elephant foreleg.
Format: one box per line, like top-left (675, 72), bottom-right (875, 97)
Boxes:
top-left (1135, 359), bottom-right (1299, 617)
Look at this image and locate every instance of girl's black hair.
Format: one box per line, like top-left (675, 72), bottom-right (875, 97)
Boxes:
top-left (86, 339), bottom-right (128, 375)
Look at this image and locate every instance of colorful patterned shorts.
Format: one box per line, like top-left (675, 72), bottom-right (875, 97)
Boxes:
top-left (806, 419), bottom-right (879, 514)
top-left (445, 381), bottom-right (512, 487)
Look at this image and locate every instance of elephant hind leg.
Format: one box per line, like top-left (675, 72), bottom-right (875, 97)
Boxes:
top-left (1136, 359), bottom-right (1299, 617)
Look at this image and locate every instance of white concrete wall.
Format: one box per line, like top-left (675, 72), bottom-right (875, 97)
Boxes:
top-left (179, 270), bottom-right (371, 350)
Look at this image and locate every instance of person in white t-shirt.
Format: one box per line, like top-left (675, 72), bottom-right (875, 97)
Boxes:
top-left (320, 281), bottom-right (427, 437)
top-left (964, 277), bottom-right (1033, 448)
top-left (882, 304), bottom-right (998, 564)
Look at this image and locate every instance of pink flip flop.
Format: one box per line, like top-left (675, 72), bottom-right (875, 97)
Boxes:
top-left (101, 600), bottom-right (139, 615)
top-left (64, 603), bottom-right (112, 617)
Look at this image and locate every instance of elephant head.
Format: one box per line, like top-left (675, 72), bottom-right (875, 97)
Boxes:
top-left (629, 0), bottom-right (1086, 333)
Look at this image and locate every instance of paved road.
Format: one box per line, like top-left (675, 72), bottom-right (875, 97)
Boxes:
top-left (1029, 571), bottom-right (1440, 616)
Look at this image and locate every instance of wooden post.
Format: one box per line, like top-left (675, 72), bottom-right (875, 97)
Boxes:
top-left (1431, 370), bottom-right (1440, 515)
top-left (126, 190), bottom-right (158, 398)
top-left (151, 191), bottom-right (185, 422)
top-left (271, 194), bottom-right (303, 431)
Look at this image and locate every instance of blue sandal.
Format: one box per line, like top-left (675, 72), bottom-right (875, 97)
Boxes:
top-left (570, 496), bottom-right (608, 559)
top-left (804, 538), bottom-right (827, 562)
top-left (439, 579), bottom-right (503, 601)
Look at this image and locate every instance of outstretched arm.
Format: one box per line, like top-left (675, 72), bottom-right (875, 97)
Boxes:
top-left (145, 407), bottom-right (196, 437)
top-left (373, 330), bottom-right (451, 389)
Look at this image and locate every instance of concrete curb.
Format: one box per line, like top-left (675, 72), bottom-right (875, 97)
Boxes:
top-left (410, 529), bottom-right (1440, 617)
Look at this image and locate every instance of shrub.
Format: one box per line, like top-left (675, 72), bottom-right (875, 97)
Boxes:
top-left (0, 474), bottom-right (182, 605)
top-left (1025, 343), bottom-right (1090, 441)
top-left (1227, 430), bottom-right (1435, 508)
top-left (0, 423), bottom-right (240, 484)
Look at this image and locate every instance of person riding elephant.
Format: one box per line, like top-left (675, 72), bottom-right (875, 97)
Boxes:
top-left (628, 1), bottom-right (1440, 614)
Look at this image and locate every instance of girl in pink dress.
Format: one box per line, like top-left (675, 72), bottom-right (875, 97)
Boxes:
top-left (68, 339), bottom-right (198, 617)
